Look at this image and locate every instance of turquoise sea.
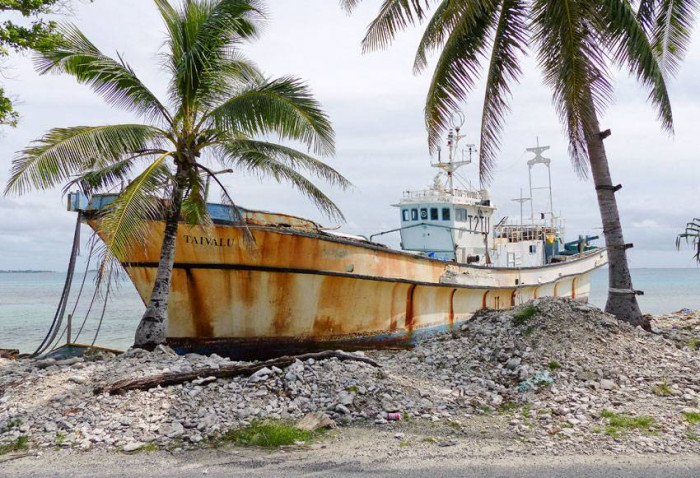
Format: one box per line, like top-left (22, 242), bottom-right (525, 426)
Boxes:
top-left (1, 268), bottom-right (699, 354)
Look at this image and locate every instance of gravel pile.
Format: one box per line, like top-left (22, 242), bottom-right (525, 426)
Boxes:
top-left (1, 297), bottom-right (699, 455)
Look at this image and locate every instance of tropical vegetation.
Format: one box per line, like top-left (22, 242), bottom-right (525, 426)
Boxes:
top-left (4, 0), bottom-right (349, 348)
top-left (342, 0), bottom-right (698, 327)
top-left (0, 0), bottom-right (95, 126)
top-left (677, 218), bottom-right (700, 262)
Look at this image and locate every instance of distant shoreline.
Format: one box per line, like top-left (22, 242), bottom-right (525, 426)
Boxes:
top-left (0, 270), bottom-right (55, 274)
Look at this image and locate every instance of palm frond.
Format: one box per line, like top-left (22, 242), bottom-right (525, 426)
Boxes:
top-left (637, 0), bottom-right (662, 32)
top-left (599, 0), bottom-right (673, 132)
top-left (414, 0), bottom-right (466, 74)
top-left (218, 144), bottom-right (345, 222)
top-left (99, 153), bottom-right (172, 261)
top-left (361, 0), bottom-right (435, 53)
top-left (36, 24), bottom-right (172, 125)
top-left (164, 0), bottom-right (263, 115)
top-left (424, 1), bottom-right (499, 152)
top-left (479, 0), bottom-right (528, 184)
top-left (208, 77), bottom-right (335, 156)
top-left (646, 0), bottom-right (698, 76)
top-left (340, 0), bottom-right (364, 13)
top-left (195, 162), bottom-right (255, 246)
top-left (532, 0), bottom-right (613, 176)
top-left (5, 124), bottom-right (166, 196)
top-left (216, 140), bottom-right (351, 188)
top-left (180, 169), bottom-right (212, 227)
top-left (61, 156), bottom-right (135, 196)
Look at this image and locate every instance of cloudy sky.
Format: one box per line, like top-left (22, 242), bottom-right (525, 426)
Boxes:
top-left (1, 0), bottom-right (699, 271)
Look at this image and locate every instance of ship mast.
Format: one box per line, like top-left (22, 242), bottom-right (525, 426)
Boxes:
top-left (526, 138), bottom-right (554, 226)
top-left (431, 112), bottom-right (474, 195)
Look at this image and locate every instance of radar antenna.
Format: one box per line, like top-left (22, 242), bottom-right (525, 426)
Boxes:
top-left (431, 110), bottom-right (474, 194)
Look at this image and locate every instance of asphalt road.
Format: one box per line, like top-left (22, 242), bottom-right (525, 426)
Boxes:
top-left (3, 449), bottom-right (699, 477)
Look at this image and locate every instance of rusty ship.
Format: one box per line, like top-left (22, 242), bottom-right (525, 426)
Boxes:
top-left (67, 128), bottom-right (607, 359)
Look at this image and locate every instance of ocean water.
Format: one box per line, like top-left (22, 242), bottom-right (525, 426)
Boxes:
top-left (1, 268), bottom-right (699, 354)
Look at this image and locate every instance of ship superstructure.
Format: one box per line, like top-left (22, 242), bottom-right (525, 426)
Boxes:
top-left (395, 119), bottom-right (583, 270)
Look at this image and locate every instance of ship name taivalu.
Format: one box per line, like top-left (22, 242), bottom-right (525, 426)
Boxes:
top-left (184, 234), bottom-right (235, 247)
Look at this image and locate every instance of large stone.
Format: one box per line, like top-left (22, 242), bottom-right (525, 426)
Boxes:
top-left (158, 422), bottom-right (185, 438)
top-left (296, 412), bottom-right (335, 431)
top-left (123, 441), bottom-right (145, 452)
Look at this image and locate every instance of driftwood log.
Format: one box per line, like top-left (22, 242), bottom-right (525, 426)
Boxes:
top-left (95, 350), bottom-right (381, 396)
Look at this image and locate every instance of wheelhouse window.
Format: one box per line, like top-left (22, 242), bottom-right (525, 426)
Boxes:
top-left (529, 244), bottom-right (537, 254)
top-left (430, 208), bottom-right (439, 220)
top-left (442, 208), bottom-right (451, 221)
top-left (456, 208), bottom-right (467, 222)
top-left (420, 208), bottom-right (428, 220)
top-left (402, 209), bottom-right (409, 221)
top-left (411, 208), bottom-right (418, 221)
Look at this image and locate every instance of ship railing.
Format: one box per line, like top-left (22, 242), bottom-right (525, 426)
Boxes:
top-left (494, 224), bottom-right (559, 243)
top-left (401, 188), bottom-right (482, 203)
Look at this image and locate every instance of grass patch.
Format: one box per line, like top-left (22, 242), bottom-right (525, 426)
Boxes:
top-left (523, 326), bottom-right (536, 336)
top-left (514, 305), bottom-right (539, 326)
top-left (445, 420), bottom-right (462, 431)
top-left (652, 380), bottom-right (673, 397)
top-left (687, 338), bottom-right (700, 349)
top-left (498, 401), bottom-right (519, 414)
top-left (398, 440), bottom-right (411, 447)
top-left (0, 436), bottom-right (29, 455)
top-left (684, 412), bottom-right (700, 425)
top-left (521, 404), bottom-right (532, 418)
top-left (55, 432), bottom-right (66, 446)
top-left (600, 410), bottom-right (655, 435)
top-left (687, 432), bottom-right (699, 441)
top-left (142, 442), bottom-right (159, 452)
top-left (547, 360), bottom-right (561, 371)
top-left (216, 420), bottom-right (314, 449)
top-left (346, 385), bottom-right (359, 394)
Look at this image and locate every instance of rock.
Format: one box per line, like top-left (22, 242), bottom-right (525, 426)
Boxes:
top-left (600, 379), bottom-right (616, 390)
top-left (191, 376), bottom-right (217, 386)
top-left (337, 391), bottom-right (355, 406)
top-left (158, 422), bottom-right (185, 438)
top-left (123, 442), bottom-right (145, 452)
top-left (506, 357), bottom-right (522, 370)
top-left (34, 358), bottom-right (57, 369)
top-left (68, 376), bottom-right (87, 385)
top-left (335, 404), bottom-right (351, 415)
top-left (438, 440), bottom-right (458, 447)
top-left (249, 367), bottom-right (272, 382)
top-left (381, 399), bottom-right (400, 413)
top-left (154, 344), bottom-right (178, 356)
top-left (295, 412), bottom-right (336, 431)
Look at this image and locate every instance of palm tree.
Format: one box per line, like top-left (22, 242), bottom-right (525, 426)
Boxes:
top-left (342, 0), bottom-right (697, 327)
top-left (677, 218), bottom-right (700, 262)
top-left (4, 0), bottom-right (350, 349)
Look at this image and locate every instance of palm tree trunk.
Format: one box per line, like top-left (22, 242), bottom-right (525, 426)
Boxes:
top-left (582, 95), bottom-right (647, 328)
top-left (133, 173), bottom-right (185, 349)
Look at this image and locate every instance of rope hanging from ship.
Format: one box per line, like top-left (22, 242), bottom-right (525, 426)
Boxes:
top-left (30, 213), bottom-right (114, 358)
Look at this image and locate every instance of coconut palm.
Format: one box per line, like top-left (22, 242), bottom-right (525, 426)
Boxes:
top-left (4, 0), bottom-right (349, 348)
top-left (677, 218), bottom-right (700, 262)
top-left (342, 0), bottom-right (697, 327)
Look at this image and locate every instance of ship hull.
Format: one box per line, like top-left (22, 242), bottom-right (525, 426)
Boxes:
top-left (87, 215), bottom-right (606, 360)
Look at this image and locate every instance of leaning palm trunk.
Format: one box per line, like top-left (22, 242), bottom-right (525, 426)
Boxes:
top-left (582, 94), bottom-right (644, 327)
top-left (134, 176), bottom-right (185, 348)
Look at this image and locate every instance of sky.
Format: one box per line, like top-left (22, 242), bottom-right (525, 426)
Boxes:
top-left (0, 0), bottom-right (699, 271)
